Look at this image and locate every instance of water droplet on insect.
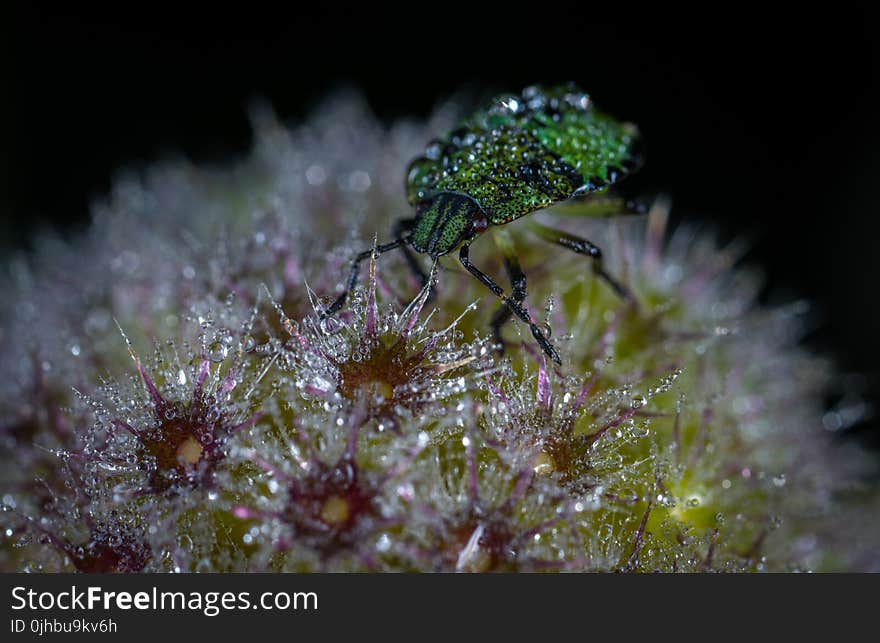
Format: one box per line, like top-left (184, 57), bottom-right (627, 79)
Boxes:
top-left (425, 141), bottom-right (443, 160)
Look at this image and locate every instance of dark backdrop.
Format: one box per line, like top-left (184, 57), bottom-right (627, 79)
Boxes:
top-left (3, 5), bottom-right (878, 447)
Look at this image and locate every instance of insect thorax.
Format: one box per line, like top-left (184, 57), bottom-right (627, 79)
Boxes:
top-left (410, 192), bottom-right (485, 257)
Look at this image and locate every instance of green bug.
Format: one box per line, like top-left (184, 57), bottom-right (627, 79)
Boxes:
top-left (323, 83), bottom-right (643, 364)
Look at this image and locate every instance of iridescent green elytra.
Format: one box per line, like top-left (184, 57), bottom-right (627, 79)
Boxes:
top-left (324, 83), bottom-right (643, 364)
top-left (405, 83), bottom-right (642, 256)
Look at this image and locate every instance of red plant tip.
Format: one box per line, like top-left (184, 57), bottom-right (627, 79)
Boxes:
top-left (233, 506), bottom-right (256, 520)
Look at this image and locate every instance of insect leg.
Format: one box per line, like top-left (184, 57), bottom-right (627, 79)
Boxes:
top-left (551, 193), bottom-right (640, 218)
top-left (392, 218), bottom-right (430, 291)
top-left (322, 237), bottom-right (407, 318)
top-left (525, 219), bottom-right (633, 301)
top-left (489, 229), bottom-right (526, 353)
top-left (459, 243), bottom-right (561, 365)
top-left (489, 253), bottom-right (526, 354)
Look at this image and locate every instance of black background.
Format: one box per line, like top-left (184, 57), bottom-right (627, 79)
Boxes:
top-left (3, 5), bottom-right (878, 446)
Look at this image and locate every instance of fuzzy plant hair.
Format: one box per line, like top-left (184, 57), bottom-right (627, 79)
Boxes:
top-left (1, 92), bottom-right (877, 572)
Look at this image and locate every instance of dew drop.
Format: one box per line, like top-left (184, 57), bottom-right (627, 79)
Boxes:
top-left (320, 317), bottom-right (342, 334)
top-left (208, 341), bottom-right (227, 363)
top-left (630, 421), bottom-right (650, 438)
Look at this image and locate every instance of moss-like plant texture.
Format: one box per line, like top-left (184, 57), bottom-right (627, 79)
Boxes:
top-left (1, 93), bottom-right (877, 572)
